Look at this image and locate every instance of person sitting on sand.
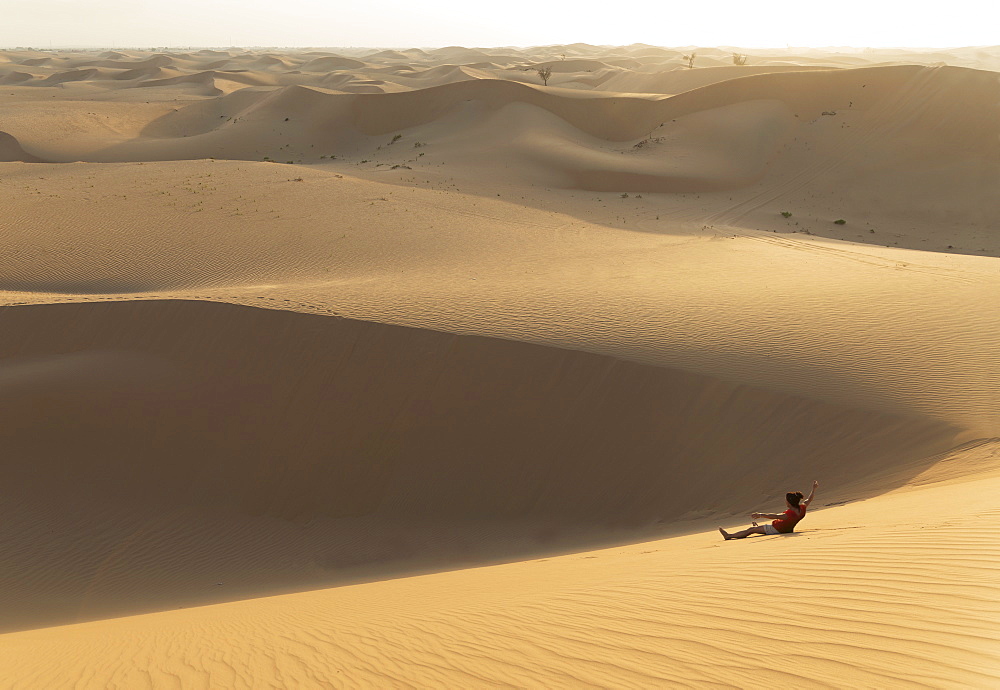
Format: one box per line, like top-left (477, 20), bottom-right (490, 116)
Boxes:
top-left (719, 480), bottom-right (819, 540)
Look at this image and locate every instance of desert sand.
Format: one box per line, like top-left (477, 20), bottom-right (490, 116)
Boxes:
top-left (0, 43), bottom-right (998, 686)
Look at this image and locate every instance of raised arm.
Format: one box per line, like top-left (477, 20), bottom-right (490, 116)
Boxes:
top-left (801, 480), bottom-right (819, 507)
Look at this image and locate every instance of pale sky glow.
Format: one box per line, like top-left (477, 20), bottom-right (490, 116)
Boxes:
top-left (2, 0), bottom-right (997, 49)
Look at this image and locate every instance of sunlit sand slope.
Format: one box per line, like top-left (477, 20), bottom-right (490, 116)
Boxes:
top-left (1, 160), bottom-right (997, 432)
top-left (2, 450), bottom-right (998, 688)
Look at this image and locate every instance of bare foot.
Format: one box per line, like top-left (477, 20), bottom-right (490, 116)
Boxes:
top-left (718, 527), bottom-right (731, 540)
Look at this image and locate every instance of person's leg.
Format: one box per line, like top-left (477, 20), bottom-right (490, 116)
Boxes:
top-left (719, 525), bottom-right (769, 540)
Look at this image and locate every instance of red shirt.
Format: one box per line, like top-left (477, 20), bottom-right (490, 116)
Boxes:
top-left (772, 505), bottom-right (806, 533)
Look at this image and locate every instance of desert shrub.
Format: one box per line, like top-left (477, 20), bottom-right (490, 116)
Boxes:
top-left (537, 66), bottom-right (552, 86)
top-left (834, 219), bottom-right (847, 225)
top-left (732, 53), bottom-right (748, 65)
top-left (781, 211), bottom-right (792, 218)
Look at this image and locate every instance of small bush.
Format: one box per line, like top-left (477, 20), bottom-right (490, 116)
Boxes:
top-left (834, 219), bottom-right (847, 225)
top-left (732, 53), bottom-right (748, 65)
top-left (620, 192), bottom-right (629, 198)
top-left (781, 211), bottom-right (792, 218)
top-left (390, 134), bottom-right (402, 144)
top-left (414, 142), bottom-right (424, 148)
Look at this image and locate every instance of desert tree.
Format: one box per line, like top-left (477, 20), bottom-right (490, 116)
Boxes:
top-left (682, 52), bottom-right (696, 69)
top-left (537, 66), bottom-right (552, 86)
top-left (732, 52), bottom-right (748, 65)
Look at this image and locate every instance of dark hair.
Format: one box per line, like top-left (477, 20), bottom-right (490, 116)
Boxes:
top-left (786, 491), bottom-right (804, 507)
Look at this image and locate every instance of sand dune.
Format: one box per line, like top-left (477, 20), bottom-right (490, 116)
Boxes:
top-left (38, 67), bottom-right (107, 84)
top-left (401, 63), bottom-right (495, 84)
top-left (299, 55), bottom-right (366, 71)
top-left (19, 56), bottom-right (53, 66)
top-left (366, 49), bottom-right (411, 61)
top-left (1, 156), bottom-right (996, 426)
top-left (0, 70), bottom-right (34, 84)
top-left (135, 70), bottom-right (279, 96)
top-left (2, 457), bottom-right (998, 687)
top-left (531, 58), bottom-right (617, 72)
top-left (429, 46), bottom-right (503, 61)
top-left (110, 65), bottom-right (181, 81)
top-left (0, 297), bottom-right (966, 633)
top-left (9, 63), bottom-right (995, 220)
top-left (82, 55), bottom-right (175, 70)
top-left (0, 43), bottom-right (997, 685)
top-left (49, 63), bottom-right (985, 247)
top-left (595, 63), bottom-right (836, 93)
top-left (0, 130), bottom-right (41, 162)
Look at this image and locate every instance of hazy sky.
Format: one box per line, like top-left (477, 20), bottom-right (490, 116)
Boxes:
top-left (2, 0), bottom-right (997, 49)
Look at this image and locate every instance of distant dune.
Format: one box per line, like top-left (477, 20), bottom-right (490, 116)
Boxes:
top-left (300, 55), bottom-right (366, 71)
top-left (0, 70), bottom-right (34, 84)
top-left (11, 62), bottom-right (996, 214)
